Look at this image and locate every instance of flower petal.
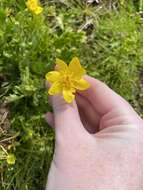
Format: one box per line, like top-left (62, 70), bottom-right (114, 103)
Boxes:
top-left (73, 78), bottom-right (90, 90)
top-left (56, 58), bottom-right (68, 71)
top-left (69, 57), bottom-right (86, 79)
top-left (48, 82), bottom-right (62, 95)
top-left (35, 6), bottom-right (43, 14)
top-left (63, 89), bottom-right (75, 103)
top-left (45, 71), bottom-right (61, 83)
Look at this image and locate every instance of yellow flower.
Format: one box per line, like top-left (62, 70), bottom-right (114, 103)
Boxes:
top-left (6, 154), bottom-right (16, 165)
top-left (45, 57), bottom-right (90, 103)
top-left (26, 0), bottom-right (43, 15)
top-left (5, 8), bottom-right (12, 16)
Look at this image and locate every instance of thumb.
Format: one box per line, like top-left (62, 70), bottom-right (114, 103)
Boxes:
top-left (51, 94), bottom-right (87, 141)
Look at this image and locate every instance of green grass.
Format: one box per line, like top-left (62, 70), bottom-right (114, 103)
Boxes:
top-left (0, 1), bottom-right (143, 189)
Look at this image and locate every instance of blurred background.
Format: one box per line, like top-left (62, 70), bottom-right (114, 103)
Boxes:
top-left (0, 0), bottom-right (143, 189)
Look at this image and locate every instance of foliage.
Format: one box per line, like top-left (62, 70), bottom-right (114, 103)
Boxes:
top-left (0, 0), bottom-right (143, 189)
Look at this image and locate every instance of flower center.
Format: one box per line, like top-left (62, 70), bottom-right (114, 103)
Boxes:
top-left (62, 74), bottom-right (72, 89)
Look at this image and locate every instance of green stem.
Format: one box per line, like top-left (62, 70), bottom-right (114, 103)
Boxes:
top-left (139, 0), bottom-right (143, 11)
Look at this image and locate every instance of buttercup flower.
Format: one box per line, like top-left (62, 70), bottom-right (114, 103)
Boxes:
top-left (45, 57), bottom-right (90, 103)
top-left (6, 154), bottom-right (16, 165)
top-left (26, 0), bottom-right (43, 15)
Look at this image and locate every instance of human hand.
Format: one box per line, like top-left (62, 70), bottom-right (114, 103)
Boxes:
top-left (45, 75), bottom-right (143, 190)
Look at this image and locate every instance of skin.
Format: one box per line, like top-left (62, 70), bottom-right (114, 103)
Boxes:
top-left (45, 75), bottom-right (143, 190)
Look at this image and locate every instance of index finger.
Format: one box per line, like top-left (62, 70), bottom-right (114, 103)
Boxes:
top-left (78, 75), bottom-right (132, 116)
